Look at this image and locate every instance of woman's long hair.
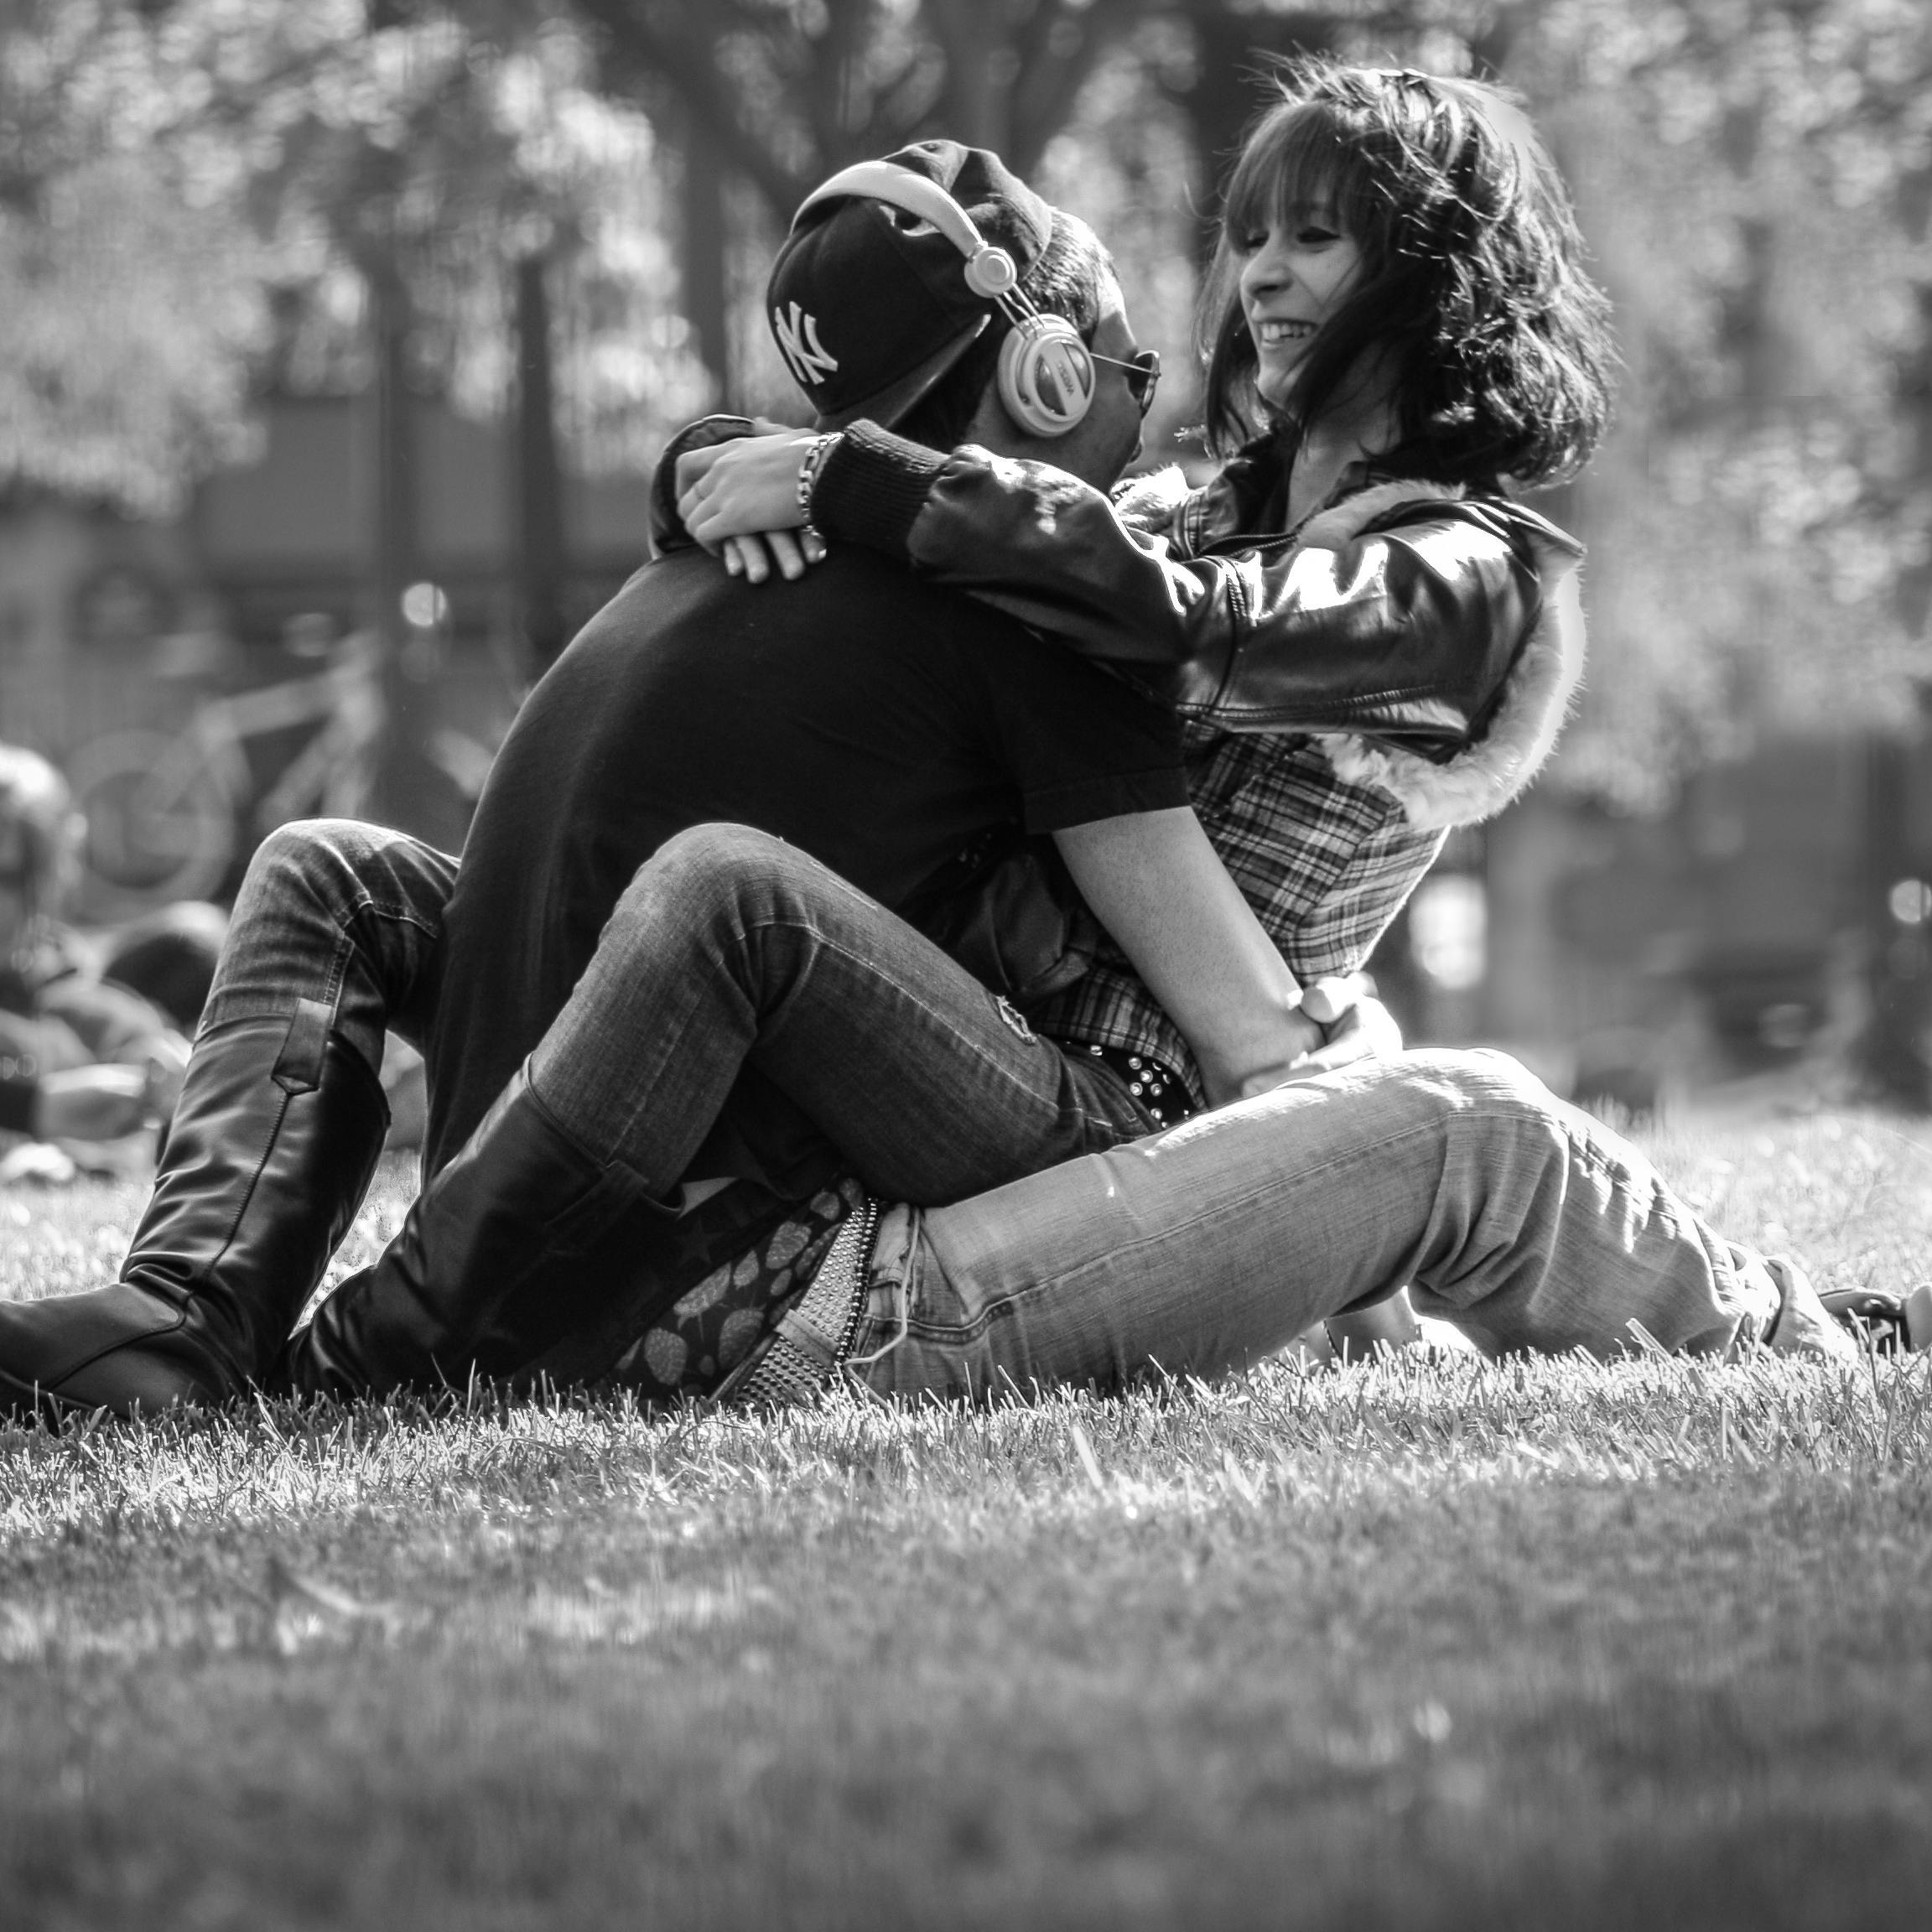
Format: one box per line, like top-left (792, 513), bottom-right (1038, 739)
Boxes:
top-left (1197, 60), bottom-right (1617, 489)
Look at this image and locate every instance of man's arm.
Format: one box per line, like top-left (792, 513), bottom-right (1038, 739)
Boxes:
top-left (1052, 808), bottom-right (1324, 1109)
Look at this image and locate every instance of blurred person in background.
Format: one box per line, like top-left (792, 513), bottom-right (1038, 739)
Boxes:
top-left (0, 745), bottom-right (200, 1152)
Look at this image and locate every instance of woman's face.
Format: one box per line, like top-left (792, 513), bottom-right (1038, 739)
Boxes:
top-left (1233, 202), bottom-right (1364, 408)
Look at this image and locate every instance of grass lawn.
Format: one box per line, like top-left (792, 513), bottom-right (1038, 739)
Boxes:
top-left (2, 1107), bottom-right (1930, 1931)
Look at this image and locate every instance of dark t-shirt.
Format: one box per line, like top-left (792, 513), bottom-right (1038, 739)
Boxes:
top-left (424, 545), bottom-right (1187, 1170)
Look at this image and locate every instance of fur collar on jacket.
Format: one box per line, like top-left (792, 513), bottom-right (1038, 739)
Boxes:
top-left (1113, 466), bottom-right (1586, 834)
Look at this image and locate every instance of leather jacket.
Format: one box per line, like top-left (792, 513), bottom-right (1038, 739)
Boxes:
top-left (654, 414), bottom-right (1588, 834)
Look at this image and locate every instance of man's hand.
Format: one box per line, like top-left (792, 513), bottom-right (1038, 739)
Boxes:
top-left (676, 427), bottom-right (829, 581)
top-left (1235, 974), bottom-right (1402, 1098)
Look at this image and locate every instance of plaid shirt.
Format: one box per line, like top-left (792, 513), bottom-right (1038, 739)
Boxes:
top-left (1031, 721), bottom-right (1446, 1113)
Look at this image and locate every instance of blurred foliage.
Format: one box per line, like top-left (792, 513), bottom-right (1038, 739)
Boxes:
top-left (2, 0), bottom-right (1929, 800)
top-left (0, 0), bottom-right (275, 512)
top-left (0, 0), bottom-right (710, 509)
top-left (1516, 0), bottom-right (1932, 804)
top-left (565, 0), bottom-right (1163, 209)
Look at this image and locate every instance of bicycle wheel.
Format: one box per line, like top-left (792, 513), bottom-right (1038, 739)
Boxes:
top-left (66, 728), bottom-right (236, 912)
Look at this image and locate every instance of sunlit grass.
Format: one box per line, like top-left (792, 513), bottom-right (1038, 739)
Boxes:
top-left (2, 1108), bottom-right (1929, 1929)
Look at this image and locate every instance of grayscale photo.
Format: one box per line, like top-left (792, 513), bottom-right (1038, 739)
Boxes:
top-left (1, 3), bottom-right (1929, 1926)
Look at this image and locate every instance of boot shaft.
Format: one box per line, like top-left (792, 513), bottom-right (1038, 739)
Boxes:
top-left (127, 1005), bottom-right (390, 1384)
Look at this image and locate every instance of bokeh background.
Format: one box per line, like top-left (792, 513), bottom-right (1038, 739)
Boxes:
top-left (3, 0), bottom-right (1929, 1110)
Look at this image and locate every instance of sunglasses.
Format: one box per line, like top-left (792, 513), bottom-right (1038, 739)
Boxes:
top-left (1088, 347), bottom-right (1161, 416)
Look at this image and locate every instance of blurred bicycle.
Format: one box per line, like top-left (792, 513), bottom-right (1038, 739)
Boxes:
top-left (68, 631), bottom-right (494, 914)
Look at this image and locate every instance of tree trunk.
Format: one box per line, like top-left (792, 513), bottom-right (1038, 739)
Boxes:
top-left (1161, 7), bottom-right (1343, 267)
top-left (1860, 725), bottom-right (1932, 1108)
top-left (513, 250), bottom-right (569, 678)
top-left (678, 114), bottom-right (734, 411)
top-left (366, 258), bottom-right (435, 836)
top-left (1857, 168), bottom-right (1932, 1106)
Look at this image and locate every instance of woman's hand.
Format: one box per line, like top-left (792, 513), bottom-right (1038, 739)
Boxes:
top-left (676, 428), bottom-right (830, 583)
top-left (718, 529), bottom-right (829, 585)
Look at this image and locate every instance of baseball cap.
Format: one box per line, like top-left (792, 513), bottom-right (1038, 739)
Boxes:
top-left (766, 140), bottom-right (1057, 430)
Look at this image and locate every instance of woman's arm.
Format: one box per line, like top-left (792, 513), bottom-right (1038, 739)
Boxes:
top-left (1050, 808), bottom-right (1324, 1109)
top-left (678, 422), bottom-right (1574, 758)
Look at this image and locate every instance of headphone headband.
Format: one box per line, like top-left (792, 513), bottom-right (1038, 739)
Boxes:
top-left (792, 161), bottom-right (1023, 303)
top-left (787, 156), bottom-right (1093, 439)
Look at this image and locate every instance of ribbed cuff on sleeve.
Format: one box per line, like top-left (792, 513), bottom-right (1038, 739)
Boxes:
top-left (811, 421), bottom-right (948, 562)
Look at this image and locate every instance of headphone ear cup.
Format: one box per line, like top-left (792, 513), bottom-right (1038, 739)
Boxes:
top-left (996, 314), bottom-right (1095, 439)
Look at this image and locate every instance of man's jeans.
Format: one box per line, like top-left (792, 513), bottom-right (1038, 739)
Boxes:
top-left (522, 823), bottom-right (1152, 1202)
top-left (851, 1049), bottom-right (1789, 1398)
top-left (198, 818), bottom-right (1152, 1206)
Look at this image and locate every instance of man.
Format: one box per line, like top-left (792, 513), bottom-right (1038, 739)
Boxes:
top-left (0, 143), bottom-right (1337, 1418)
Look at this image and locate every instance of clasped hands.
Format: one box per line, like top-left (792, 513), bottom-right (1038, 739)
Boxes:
top-left (1238, 976), bottom-right (1401, 1102)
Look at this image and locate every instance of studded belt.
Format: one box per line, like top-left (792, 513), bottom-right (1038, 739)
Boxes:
top-left (1075, 1041), bottom-right (1196, 1129)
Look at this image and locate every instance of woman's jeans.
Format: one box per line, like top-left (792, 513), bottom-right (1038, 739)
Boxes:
top-left (198, 818), bottom-right (1152, 1206)
top-left (851, 1049), bottom-right (1789, 1398)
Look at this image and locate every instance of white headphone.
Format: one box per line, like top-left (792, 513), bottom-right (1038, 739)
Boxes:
top-left (792, 160), bottom-right (1094, 439)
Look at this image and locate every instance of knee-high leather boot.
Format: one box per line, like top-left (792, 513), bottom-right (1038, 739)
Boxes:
top-left (283, 1067), bottom-right (662, 1400)
top-left (0, 1000), bottom-right (390, 1420)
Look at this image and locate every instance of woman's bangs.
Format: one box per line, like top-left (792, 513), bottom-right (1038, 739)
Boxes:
top-left (1223, 101), bottom-right (1350, 239)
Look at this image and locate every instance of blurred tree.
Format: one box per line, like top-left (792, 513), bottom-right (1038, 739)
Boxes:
top-left (0, 0), bottom-right (274, 513)
top-left (0, 3), bottom-right (708, 560)
top-left (558, 0), bottom-right (1163, 403)
top-left (1514, 0), bottom-right (1932, 799)
top-left (3, 0), bottom-right (709, 839)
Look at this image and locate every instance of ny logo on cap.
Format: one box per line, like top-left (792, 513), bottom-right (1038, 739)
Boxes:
top-left (772, 302), bottom-right (839, 388)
